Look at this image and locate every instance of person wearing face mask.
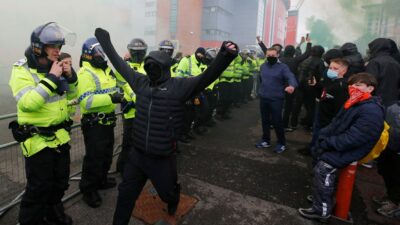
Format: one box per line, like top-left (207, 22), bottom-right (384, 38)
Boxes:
top-left (255, 48), bottom-right (297, 154)
top-left (77, 37), bottom-right (123, 208)
top-left (299, 73), bottom-right (384, 222)
top-left (176, 47), bottom-right (209, 139)
top-left (9, 22), bottom-right (77, 225)
top-left (93, 28), bottom-right (238, 225)
top-left (301, 58), bottom-right (349, 157)
top-left (115, 38), bottom-right (147, 174)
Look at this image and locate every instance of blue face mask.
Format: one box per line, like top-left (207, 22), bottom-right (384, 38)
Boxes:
top-left (327, 69), bottom-right (339, 79)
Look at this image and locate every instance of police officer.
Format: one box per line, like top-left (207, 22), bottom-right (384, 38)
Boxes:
top-left (159, 40), bottom-right (179, 77)
top-left (77, 37), bottom-right (123, 208)
top-left (9, 22), bottom-right (76, 225)
top-left (115, 38), bottom-right (147, 174)
top-left (177, 47), bottom-right (209, 137)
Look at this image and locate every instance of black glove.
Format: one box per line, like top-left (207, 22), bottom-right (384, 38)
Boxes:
top-left (109, 92), bottom-right (124, 104)
top-left (95, 28), bottom-right (111, 45)
top-left (220, 41), bottom-right (239, 56)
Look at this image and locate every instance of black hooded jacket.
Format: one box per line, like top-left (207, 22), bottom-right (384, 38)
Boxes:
top-left (95, 28), bottom-right (237, 157)
top-left (297, 45), bottom-right (325, 86)
top-left (280, 42), bottom-right (312, 79)
top-left (340, 43), bottom-right (365, 77)
top-left (366, 38), bottom-right (400, 106)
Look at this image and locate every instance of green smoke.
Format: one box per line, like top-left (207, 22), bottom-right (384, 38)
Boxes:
top-left (306, 16), bottom-right (336, 49)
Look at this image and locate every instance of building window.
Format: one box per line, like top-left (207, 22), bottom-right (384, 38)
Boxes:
top-left (145, 11), bottom-right (156, 17)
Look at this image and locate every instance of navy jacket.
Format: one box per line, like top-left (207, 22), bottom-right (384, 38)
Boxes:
top-left (258, 62), bottom-right (297, 100)
top-left (314, 97), bottom-right (384, 168)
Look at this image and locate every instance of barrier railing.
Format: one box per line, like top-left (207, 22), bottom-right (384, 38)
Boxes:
top-left (0, 113), bottom-right (124, 218)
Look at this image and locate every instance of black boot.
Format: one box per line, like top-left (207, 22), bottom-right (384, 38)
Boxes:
top-left (99, 177), bottom-right (117, 190)
top-left (44, 203), bottom-right (73, 225)
top-left (167, 184), bottom-right (181, 215)
top-left (82, 191), bottom-right (102, 208)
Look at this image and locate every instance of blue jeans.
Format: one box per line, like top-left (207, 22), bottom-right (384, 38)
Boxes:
top-left (259, 97), bottom-right (285, 145)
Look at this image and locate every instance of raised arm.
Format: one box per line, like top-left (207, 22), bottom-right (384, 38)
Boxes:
top-left (95, 28), bottom-right (141, 88)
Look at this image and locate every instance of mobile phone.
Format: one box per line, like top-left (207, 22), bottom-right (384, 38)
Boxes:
top-left (306, 33), bottom-right (309, 39)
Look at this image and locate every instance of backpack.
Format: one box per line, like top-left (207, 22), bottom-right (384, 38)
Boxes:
top-left (359, 121), bottom-right (390, 163)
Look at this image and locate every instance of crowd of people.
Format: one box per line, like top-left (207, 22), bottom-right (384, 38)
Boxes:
top-left (7, 21), bottom-right (400, 225)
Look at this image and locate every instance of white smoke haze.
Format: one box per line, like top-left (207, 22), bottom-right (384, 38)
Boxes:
top-left (0, 0), bottom-right (397, 114)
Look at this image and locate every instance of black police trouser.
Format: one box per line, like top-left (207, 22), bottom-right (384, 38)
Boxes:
top-left (241, 79), bottom-right (248, 102)
top-left (194, 93), bottom-right (209, 129)
top-left (182, 104), bottom-right (195, 135)
top-left (80, 122), bottom-right (114, 194)
top-left (113, 150), bottom-right (179, 225)
top-left (117, 118), bottom-right (135, 173)
top-left (232, 82), bottom-right (242, 104)
top-left (216, 82), bottom-right (232, 116)
top-left (19, 144), bottom-right (70, 225)
top-left (377, 149), bottom-right (400, 204)
top-left (204, 89), bottom-right (218, 122)
top-left (246, 77), bottom-right (254, 100)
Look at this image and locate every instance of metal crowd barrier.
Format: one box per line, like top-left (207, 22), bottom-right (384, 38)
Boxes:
top-left (0, 113), bottom-right (124, 218)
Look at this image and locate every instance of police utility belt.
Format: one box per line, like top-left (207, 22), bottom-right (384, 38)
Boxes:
top-left (9, 120), bottom-right (73, 143)
top-left (81, 112), bottom-right (116, 126)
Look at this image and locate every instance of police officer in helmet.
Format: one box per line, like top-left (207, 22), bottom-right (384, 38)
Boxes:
top-left (9, 22), bottom-right (77, 225)
top-left (77, 37), bottom-right (123, 208)
top-left (116, 38), bottom-right (147, 174)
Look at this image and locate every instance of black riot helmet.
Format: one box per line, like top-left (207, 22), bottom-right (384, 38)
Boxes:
top-left (127, 38), bottom-right (147, 63)
top-left (159, 40), bottom-right (175, 57)
top-left (203, 48), bottom-right (217, 65)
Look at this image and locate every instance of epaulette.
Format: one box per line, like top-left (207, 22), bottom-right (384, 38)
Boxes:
top-left (13, 58), bottom-right (27, 67)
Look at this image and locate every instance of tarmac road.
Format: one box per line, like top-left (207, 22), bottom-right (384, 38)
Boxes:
top-left (1, 99), bottom-right (399, 225)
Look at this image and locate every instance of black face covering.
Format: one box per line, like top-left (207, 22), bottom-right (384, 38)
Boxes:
top-left (145, 61), bottom-right (162, 82)
top-left (129, 49), bottom-right (146, 63)
top-left (91, 55), bottom-right (108, 70)
top-left (267, 56), bottom-right (278, 65)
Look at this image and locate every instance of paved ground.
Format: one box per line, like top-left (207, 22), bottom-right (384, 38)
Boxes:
top-left (1, 100), bottom-right (400, 225)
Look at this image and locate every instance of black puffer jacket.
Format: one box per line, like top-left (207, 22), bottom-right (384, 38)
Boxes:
top-left (366, 38), bottom-right (400, 106)
top-left (95, 28), bottom-right (238, 156)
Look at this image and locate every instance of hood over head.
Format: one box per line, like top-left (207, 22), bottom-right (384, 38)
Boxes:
top-left (144, 50), bottom-right (172, 84)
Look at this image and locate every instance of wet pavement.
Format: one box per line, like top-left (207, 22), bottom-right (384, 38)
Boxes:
top-left (1, 99), bottom-right (399, 225)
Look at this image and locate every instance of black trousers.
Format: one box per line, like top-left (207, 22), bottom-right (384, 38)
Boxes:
top-left (80, 122), bottom-right (114, 194)
top-left (117, 118), bottom-right (135, 173)
top-left (113, 150), bottom-right (179, 225)
top-left (194, 93), bottom-right (210, 129)
top-left (291, 86), bottom-right (316, 128)
top-left (19, 144), bottom-right (70, 225)
top-left (216, 82), bottom-right (233, 117)
top-left (182, 104), bottom-right (195, 135)
top-left (283, 91), bottom-right (296, 128)
top-left (377, 148), bottom-right (400, 204)
top-left (204, 89), bottom-right (218, 122)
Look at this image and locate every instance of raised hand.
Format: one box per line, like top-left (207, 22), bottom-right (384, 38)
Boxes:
top-left (95, 28), bottom-right (111, 44)
top-left (50, 61), bottom-right (63, 78)
top-left (221, 41), bottom-right (239, 55)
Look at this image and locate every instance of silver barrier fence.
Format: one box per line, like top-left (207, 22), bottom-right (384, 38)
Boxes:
top-left (0, 113), bottom-right (124, 217)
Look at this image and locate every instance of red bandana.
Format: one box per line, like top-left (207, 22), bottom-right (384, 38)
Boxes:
top-left (344, 86), bottom-right (371, 109)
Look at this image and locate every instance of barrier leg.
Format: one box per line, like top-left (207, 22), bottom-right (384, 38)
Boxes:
top-left (334, 161), bottom-right (358, 221)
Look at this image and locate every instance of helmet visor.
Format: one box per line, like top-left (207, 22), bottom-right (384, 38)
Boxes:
top-left (91, 43), bottom-right (108, 62)
top-left (39, 22), bottom-right (76, 47)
